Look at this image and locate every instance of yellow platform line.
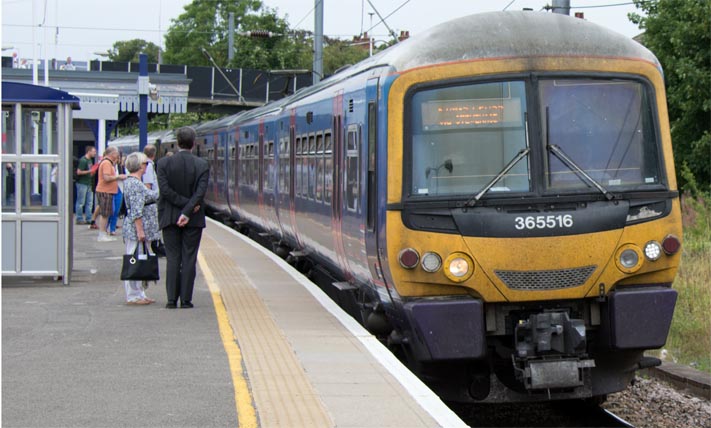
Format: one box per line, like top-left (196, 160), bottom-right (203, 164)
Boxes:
top-left (198, 251), bottom-right (259, 428)
top-left (199, 231), bottom-right (333, 427)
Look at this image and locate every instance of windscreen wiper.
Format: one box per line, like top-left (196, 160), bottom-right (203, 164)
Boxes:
top-left (547, 144), bottom-right (615, 200)
top-left (464, 147), bottom-right (530, 207)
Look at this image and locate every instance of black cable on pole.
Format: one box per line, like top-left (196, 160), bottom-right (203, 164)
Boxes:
top-left (573, 2), bottom-right (635, 9)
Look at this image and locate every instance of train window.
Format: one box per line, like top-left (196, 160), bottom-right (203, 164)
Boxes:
top-left (279, 138), bottom-right (287, 192)
top-left (253, 144), bottom-right (259, 188)
top-left (539, 79), bottom-right (661, 191)
top-left (308, 134), bottom-right (315, 200)
top-left (287, 129), bottom-right (294, 195)
top-left (367, 101), bottom-right (377, 231)
top-left (409, 80), bottom-right (530, 197)
top-left (249, 144), bottom-right (257, 188)
top-left (244, 145), bottom-right (250, 186)
top-left (295, 137), bottom-right (302, 197)
top-left (265, 141), bottom-right (274, 190)
top-left (345, 126), bottom-right (360, 212)
top-left (239, 146), bottom-right (246, 185)
top-left (247, 145), bottom-right (252, 187)
top-left (324, 132), bottom-right (333, 204)
top-left (298, 136), bottom-right (304, 197)
top-left (316, 133), bottom-right (324, 201)
top-left (241, 146), bottom-right (247, 185)
top-left (301, 135), bottom-right (308, 198)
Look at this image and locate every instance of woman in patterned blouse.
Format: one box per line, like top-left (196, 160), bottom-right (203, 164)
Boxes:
top-left (122, 152), bottom-right (161, 305)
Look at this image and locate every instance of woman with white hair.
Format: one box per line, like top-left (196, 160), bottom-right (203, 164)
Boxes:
top-left (121, 151), bottom-right (160, 305)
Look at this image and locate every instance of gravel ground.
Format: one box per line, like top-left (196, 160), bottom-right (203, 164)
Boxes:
top-left (603, 377), bottom-right (711, 428)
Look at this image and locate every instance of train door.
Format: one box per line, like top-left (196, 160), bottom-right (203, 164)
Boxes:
top-left (211, 132), bottom-right (219, 201)
top-left (275, 120), bottom-right (292, 240)
top-left (231, 128), bottom-right (239, 213)
top-left (220, 130), bottom-right (230, 212)
top-left (257, 122), bottom-right (266, 228)
top-left (363, 77), bottom-right (388, 292)
top-left (263, 136), bottom-right (279, 234)
top-left (342, 123), bottom-right (364, 266)
top-left (331, 92), bottom-right (353, 280)
top-left (287, 112), bottom-right (303, 249)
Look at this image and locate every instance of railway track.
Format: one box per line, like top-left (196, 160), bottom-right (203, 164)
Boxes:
top-left (448, 400), bottom-right (634, 427)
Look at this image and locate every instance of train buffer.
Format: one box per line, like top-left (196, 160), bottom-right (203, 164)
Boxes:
top-left (2, 218), bottom-right (466, 428)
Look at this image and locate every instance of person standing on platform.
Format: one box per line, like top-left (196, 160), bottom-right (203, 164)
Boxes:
top-left (75, 145), bottom-right (96, 224)
top-left (143, 144), bottom-right (166, 257)
top-left (157, 127), bottom-right (209, 309)
top-left (122, 152), bottom-right (159, 305)
top-left (95, 146), bottom-right (126, 242)
top-left (108, 152), bottom-right (125, 235)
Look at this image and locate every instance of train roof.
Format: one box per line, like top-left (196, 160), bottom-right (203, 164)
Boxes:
top-left (350, 10), bottom-right (659, 75)
top-left (109, 128), bottom-right (175, 148)
top-left (193, 11), bottom-right (661, 133)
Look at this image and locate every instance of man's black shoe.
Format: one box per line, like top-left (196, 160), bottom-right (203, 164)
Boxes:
top-left (165, 301), bottom-right (177, 309)
top-left (180, 301), bottom-right (193, 308)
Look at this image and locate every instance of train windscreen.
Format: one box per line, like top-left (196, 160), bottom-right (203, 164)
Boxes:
top-left (539, 79), bottom-right (661, 191)
top-left (409, 81), bottom-right (530, 197)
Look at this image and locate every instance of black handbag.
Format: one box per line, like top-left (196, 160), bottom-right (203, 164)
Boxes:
top-left (120, 242), bottom-right (160, 281)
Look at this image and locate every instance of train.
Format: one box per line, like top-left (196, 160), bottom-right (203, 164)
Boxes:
top-left (110, 11), bottom-right (683, 403)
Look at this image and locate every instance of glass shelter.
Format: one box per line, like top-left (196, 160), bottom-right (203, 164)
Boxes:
top-left (2, 82), bottom-right (80, 284)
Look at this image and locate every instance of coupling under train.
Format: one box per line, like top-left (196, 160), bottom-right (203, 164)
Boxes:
top-left (111, 11), bottom-right (683, 403)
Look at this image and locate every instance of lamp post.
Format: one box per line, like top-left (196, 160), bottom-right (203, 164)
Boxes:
top-left (368, 13), bottom-right (374, 56)
top-left (138, 54), bottom-right (149, 152)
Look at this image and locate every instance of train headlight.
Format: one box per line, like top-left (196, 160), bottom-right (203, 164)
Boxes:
top-left (444, 252), bottom-right (474, 282)
top-left (615, 245), bottom-right (642, 273)
top-left (398, 248), bottom-right (420, 269)
top-left (421, 252), bottom-right (442, 273)
top-left (620, 250), bottom-right (639, 268)
top-left (644, 241), bottom-right (662, 261)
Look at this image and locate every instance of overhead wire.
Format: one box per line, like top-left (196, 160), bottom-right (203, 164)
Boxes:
top-left (573, 2), bottom-right (635, 9)
top-left (291, 0), bottom-right (320, 31)
top-left (364, 0), bottom-right (412, 37)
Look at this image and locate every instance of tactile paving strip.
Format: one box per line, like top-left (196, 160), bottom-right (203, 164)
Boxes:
top-left (200, 233), bottom-right (334, 428)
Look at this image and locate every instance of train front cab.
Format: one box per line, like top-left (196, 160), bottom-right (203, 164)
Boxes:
top-left (381, 56), bottom-right (682, 402)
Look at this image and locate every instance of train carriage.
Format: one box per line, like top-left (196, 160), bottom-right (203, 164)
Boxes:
top-left (112, 11), bottom-right (682, 403)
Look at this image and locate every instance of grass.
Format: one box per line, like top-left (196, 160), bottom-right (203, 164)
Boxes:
top-left (649, 193), bottom-right (711, 373)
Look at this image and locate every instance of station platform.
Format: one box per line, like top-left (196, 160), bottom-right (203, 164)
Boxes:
top-left (2, 218), bottom-right (466, 428)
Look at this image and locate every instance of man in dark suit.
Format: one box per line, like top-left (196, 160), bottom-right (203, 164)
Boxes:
top-left (157, 127), bottom-right (209, 309)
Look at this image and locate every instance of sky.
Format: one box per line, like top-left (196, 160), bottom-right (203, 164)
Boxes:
top-left (2, 0), bottom-right (645, 64)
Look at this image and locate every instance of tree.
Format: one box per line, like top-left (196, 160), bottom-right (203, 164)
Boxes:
top-left (630, 0), bottom-right (711, 193)
top-left (108, 39), bottom-right (161, 63)
top-left (322, 37), bottom-right (370, 76)
top-left (162, 0), bottom-right (306, 70)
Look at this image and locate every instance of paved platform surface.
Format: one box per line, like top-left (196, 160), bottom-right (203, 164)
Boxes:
top-left (3, 219), bottom-right (465, 427)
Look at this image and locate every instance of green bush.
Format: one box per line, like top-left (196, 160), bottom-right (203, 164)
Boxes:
top-left (664, 183), bottom-right (711, 373)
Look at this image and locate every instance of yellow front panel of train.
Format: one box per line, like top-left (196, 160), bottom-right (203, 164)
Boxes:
top-left (384, 55), bottom-right (681, 303)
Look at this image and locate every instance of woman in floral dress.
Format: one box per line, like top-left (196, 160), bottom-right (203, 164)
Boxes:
top-left (122, 152), bottom-right (161, 305)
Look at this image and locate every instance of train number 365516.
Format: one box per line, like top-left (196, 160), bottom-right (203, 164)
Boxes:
top-left (514, 214), bottom-right (574, 230)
